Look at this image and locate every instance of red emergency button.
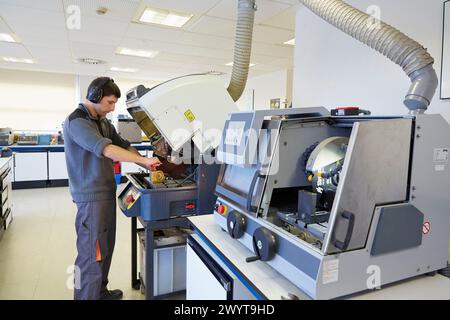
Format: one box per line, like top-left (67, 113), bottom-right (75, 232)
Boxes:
top-left (217, 205), bottom-right (226, 215)
top-left (126, 195), bottom-right (135, 204)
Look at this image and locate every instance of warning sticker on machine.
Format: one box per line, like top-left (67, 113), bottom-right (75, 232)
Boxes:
top-left (184, 109), bottom-right (196, 123)
top-left (433, 148), bottom-right (449, 163)
top-left (435, 164), bottom-right (446, 172)
top-left (322, 259), bottom-right (339, 285)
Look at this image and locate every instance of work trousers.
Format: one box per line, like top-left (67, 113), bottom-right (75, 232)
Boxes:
top-left (73, 199), bottom-right (117, 300)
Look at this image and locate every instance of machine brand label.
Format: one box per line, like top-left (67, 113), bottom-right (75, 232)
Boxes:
top-left (433, 148), bottom-right (449, 163)
top-left (184, 109), bottom-right (196, 123)
top-left (322, 258), bottom-right (339, 284)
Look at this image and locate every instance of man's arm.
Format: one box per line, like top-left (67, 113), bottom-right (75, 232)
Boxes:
top-left (103, 144), bottom-right (160, 169)
top-left (126, 146), bottom-right (154, 170)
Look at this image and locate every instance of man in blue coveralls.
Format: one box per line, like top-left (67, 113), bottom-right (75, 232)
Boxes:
top-left (63, 77), bottom-right (161, 300)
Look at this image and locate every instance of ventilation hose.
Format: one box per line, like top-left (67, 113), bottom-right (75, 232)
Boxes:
top-left (298, 0), bottom-right (438, 113)
top-left (227, 0), bottom-right (257, 102)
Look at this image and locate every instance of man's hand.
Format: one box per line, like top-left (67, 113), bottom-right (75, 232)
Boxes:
top-left (141, 157), bottom-right (162, 170)
top-left (103, 144), bottom-right (162, 170)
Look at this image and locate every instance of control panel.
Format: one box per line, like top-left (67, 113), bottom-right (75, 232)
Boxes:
top-left (121, 185), bottom-right (140, 210)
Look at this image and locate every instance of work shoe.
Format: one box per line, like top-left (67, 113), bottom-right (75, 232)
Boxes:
top-left (99, 289), bottom-right (123, 300)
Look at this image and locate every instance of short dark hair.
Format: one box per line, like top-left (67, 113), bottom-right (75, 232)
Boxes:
top-left (86, 77), bottom-right (121, 101)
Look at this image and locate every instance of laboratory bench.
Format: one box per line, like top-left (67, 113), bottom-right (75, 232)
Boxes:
top-left (6, 143), bottom-right (153, 189)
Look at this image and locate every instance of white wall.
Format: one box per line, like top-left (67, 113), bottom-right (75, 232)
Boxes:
top-left (0, 69), bottom-right (76, 131)
top-left (293, 0), bottom-right (450, 122)
top-left (237, 69), bottom-right (290, 110)
top-left (0, 69), bottom-right (161, 133)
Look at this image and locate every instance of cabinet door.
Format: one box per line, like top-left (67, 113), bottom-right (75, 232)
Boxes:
top-left (48, 152), bottom-right (68, 180)
top-left (186, 241), bottom-right (231, 300)
top-left (13, 152), bottom-right (48, 182)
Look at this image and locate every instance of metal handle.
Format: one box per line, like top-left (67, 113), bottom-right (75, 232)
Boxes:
top-left (245, 255), bottom-right (261, 263)
top-left (334, 211), bottom-right (355, 251)
top-left (0, 167), bottom-right (11, 181)
top-left (188, 237), bottom-right (232, 292)
top-left (246, 170), bottom-right (265, 212)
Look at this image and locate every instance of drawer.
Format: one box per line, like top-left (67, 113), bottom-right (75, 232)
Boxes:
top-left (3, 208), bottom-right (12, 229)
top-left (1, 190), bottom-right (9, 218)
top-left (1, 186), bottom-right (7, 208)
top-left (1, 168), bottom-right (11, 190)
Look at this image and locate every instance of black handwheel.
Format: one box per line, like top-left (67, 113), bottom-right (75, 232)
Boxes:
top-left (226, 211), bottom-right (246, 239)
top-left (252, 227), bottom-right (277, 262)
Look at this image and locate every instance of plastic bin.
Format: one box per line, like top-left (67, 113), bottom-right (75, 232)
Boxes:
top-left (138, 228), bottom-right (189, 296)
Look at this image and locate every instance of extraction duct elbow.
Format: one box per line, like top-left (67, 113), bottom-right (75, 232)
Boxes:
top-left (227, 0), bottom-right (257, 102)
top-left (298, 0), bottom-right (438, 113)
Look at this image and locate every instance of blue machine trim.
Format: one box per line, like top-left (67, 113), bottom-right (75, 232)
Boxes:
top-left (193, 229), bottom-right (265, 300)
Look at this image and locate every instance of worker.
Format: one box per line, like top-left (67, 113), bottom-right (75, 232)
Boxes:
top-left (63, 77), bottom-right (161, 300)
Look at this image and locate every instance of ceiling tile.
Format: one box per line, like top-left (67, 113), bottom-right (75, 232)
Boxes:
top-left (125, 23), bottom-right (185, 42)
top-left (62, 0), bottom-right (140, 23)
top-left (68, 30), bottom-right (123, 47)
top-left (208, 0), bottom-right (290, 23)
top-left (0, 0), bottom-right (64, 12)
top-left (0, 17), bottom-right (14, 34)
top-left (187, 16), bottom-right (234, 38)
top-left (253, 25), bottom-right (295, 45)
top-left (140, 0), bottom-right (221, 14)
top-left (260, 4), bottom-right (299, 30)
top-left (252, 41), bottom-right (294, 58)
top-left (0, 4), bottom-right (66, 30)
top-left (178, 32), bottom-right (234, 50)
top-left (70, 41), bottom-right (116, 61)
top-left (0, 42), bottom-right (32, 59)
top-left (73, 15), bottom-right (128, 37)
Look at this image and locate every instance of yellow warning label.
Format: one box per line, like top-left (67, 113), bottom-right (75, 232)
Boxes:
top-left (184, 109), bottom-right (196, 123)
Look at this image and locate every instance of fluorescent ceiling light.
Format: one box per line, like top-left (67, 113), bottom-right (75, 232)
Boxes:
top-left (0, 33), bottom-right (16, 43)
top-left (117, 47), bottom-right (159, 58)
top-left (284, 38), bottom-right (295, 46)
top-left (110, 67), bottom-right (138, 73)
top-left (2, 57), bottom-right (34, 64)
top-left (138, 7), bottom-right (193, 28)
top-left (226, 62), bottom-right (256, 67)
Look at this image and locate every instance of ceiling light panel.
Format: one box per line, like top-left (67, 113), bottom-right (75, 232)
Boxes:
top-left (117, 47), bottom-right (159, 58)
top-left (0, 33), bottom-right (16, 43)
top-left (138, 7), bottom-right (193, 28)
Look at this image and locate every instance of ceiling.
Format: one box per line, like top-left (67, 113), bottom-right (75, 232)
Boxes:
top-left (0, 0), bottom-right (299, 82)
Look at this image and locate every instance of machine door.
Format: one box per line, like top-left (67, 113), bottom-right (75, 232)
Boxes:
top-left (215, 121), bottom-right (281, 216)
top-left (186, 236), bottom-right (232, 300)
top-left (323, 119), bottom-right (412, 254)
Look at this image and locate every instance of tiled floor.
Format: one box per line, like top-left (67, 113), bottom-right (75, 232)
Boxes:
top-left (0, 186), bottom-right (148, 300)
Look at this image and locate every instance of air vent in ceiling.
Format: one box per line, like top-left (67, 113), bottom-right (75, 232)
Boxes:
top-left (76, 58), bottom-right (106, 65)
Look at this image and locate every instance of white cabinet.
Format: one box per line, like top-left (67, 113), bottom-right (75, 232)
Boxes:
top-left (48, 152), bottom-right (68, 180)
top-left (186, 243), bottom-right (229, 300)
top-left (13, 152), bottom-right (48, 182)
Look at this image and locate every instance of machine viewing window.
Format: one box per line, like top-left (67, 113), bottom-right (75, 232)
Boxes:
top-left (220, 165), bottom-right (257, 197)
top-left (128, 108), bottom-right (160, 140)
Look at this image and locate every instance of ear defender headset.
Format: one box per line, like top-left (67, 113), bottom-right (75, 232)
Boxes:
top-left (86, 77), bottom-right (114, 103)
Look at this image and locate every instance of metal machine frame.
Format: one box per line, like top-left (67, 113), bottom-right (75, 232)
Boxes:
top-left (213, 108), bottom-right (450, 299)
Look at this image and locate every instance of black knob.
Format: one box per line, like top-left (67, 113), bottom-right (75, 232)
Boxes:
top-left (252, 227), bottom-right (276, 262)
top-left (226, 211), bottom-right (246, 239)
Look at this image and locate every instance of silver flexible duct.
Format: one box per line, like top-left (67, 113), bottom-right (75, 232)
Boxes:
top-left (227, 0), bottom-right (257, 102)
top-left (298, 0), bottom-right (438, 112)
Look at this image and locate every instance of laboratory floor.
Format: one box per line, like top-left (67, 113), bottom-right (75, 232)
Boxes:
top-left (0, 186), bottom-right (171, 300)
